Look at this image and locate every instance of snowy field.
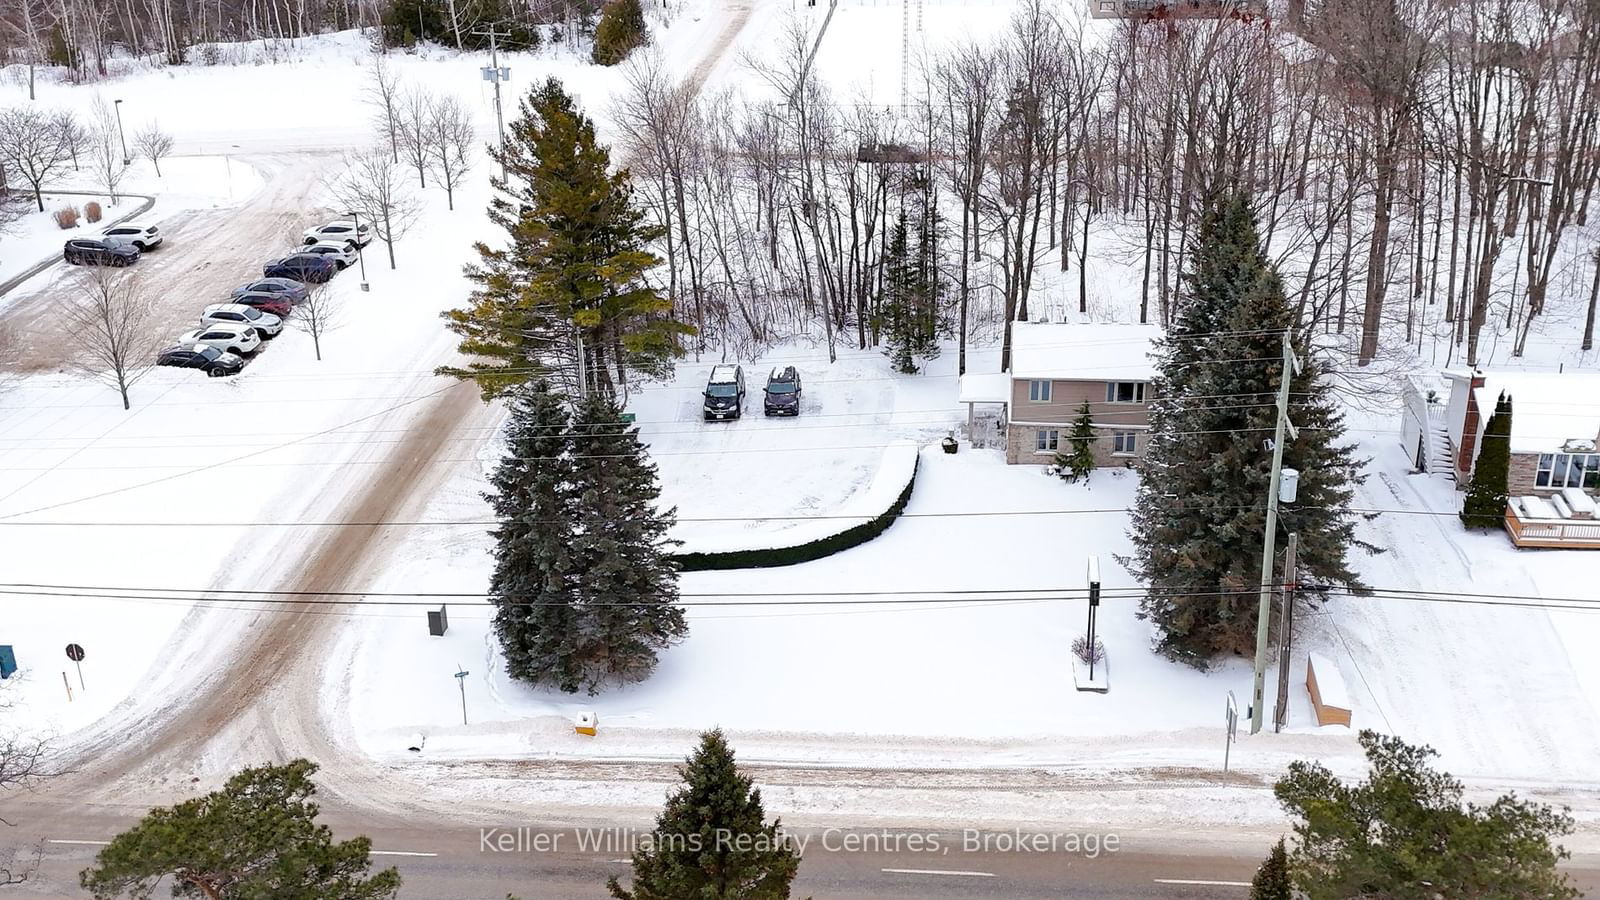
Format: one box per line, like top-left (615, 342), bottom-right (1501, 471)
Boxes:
top-left (0, 0), bottom-right (1598, 840)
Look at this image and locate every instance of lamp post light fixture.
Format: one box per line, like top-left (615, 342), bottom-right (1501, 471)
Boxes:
top-left (113, 99), bottom-right (130, 166)
top-left (344, 209), bottom-right (369, 292)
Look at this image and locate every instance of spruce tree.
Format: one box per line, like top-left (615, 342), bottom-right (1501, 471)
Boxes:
top-left (443, 77), bottom-right (689, 400)
top-left (608, 730), bottom-right (801, 900)
top-left (80, 760), bottom-right (400, 900)
top-left (485, 380), bottom-right (586, 688)
top-left (1055, 400), bottom-right (1097, 483)
top-left (877, 210), bottom-right (941, 374)
top-left (1250, 839), bottom-right (1292, 900)
top-left (1460, 393), bottom-right (1512, 529)
top-left (592, 0), bottom-right (649, 65)
top-left (1275, 731), bottom-right (1579, 899)
top-left (566, 391), bottom-right (687, 691)
top-left (1131, 192), bottom-right (1367, 665)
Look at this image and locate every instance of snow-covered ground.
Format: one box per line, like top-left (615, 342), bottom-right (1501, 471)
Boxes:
top-left (1, 0), bottom-right (1599, 843)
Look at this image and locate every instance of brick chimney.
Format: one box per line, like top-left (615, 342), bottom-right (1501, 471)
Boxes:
top-left (1455, 370), bottom-right (1487, 479)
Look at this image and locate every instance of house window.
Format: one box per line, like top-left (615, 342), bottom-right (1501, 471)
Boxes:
top-left (1537, 453), bottom-right (1600, 489)
top-left (1113, 431), bottom-right (1137, 455)
top-left (1035, 429), bottom-right (1059, 453)
top-left (1028, 380), bottom-right (1052, 402)
top-left (1099, 0), bottom-right (1115, 9)
top-left (1105, 381), bottom-right (1146, 403)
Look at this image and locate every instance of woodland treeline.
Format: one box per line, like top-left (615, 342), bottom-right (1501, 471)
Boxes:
top-left (5, 0), bottom-right (1598, 374)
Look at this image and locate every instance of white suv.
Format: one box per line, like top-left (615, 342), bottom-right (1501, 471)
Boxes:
top-left (298, 240), bottom-right (358, 269)
top-left (303, 220), bottom-right (372, 248)
top-left (99, 222), bottom-right (163, 251)
top-left (201, 303), bottom-right (282, 337)
top-left (178, 322), bottom-right (261, 356)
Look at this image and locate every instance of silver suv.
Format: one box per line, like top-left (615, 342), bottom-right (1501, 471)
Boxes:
top-left (99, 222), bottom-right (163, 251)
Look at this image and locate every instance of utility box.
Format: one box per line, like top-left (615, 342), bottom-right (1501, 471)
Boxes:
top-left (574, 711), bottom-right (598, 737)
top-left (0, 645), bottom-right (16, 679)
top-left (427, 606), bottom-right (449, 637)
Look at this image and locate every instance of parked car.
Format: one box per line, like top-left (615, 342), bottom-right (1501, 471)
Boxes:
top-left (179, 322), bottom-right (262, 356)
top-left (763, 365), bottom-right (803, 416)
top-left (202, 303), bottom-right (282, 337)
top-left (298, 240), bottom-right (358, 269)
top-left (303, 220), bottom-right (373, 248)
top-left (157, 344), bottom-right (244, 377)
top-left (230, 278), bottom-right (308, 304)
top-left (98, 222), bottom-right (163, 251)
top-left (63, 239), bottom-right (139, 267)
top-left (703, 365), bottom-right (745, 421)
top-left (230, 291), bottom-right (294, 318)
top-left (263, 254), bottom-right (336, 284)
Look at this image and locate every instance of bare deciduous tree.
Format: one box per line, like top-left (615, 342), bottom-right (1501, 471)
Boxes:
top-left (365, 52), bottom-right (403, 165)
top-left (0, 106), bottom-right (72, 211)
top-left (87, 97), bottom-right (127, 204)
top-left (1, 697), bottom-right (49, 887)
top-left (329, 146), bottom-right (423, 270)
top-left (396, 87), bottom-right (434, 189)
top-left (59, 268), bottom-right (163, 410)
top-left (423, 94), bottom-right (475, 211)
top-left (134, 120), bottom-right (174, 177)
top-left (290, 282), bottom-right (341, 361)
top-left (51, 108), bottom-right (89, 171)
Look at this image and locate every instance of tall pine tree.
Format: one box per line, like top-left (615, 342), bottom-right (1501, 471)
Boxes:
top-left (80, 760), bottom-right (400, 900)
top-left (876, 207), bottom-right (942, 374)
top-left (486, 384), bottom-right (686, 693)
top-left (1460, 393), bottom-right (1512, 529)
top-left (1131, 193), bottom-right (1367, 665)
top-left (608, 730), bottom-right (801, 900)
top-left (485, 380), bottom-right (585, 688)
top-left (1275, 731), bottom-right (1579, 899)
top-left (566, 391), bottom-right (687, 691)
top-left (442, 77), bottom-right (690, 400)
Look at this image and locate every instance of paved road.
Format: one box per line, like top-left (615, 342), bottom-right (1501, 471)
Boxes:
top-left (0, 802), bottom-right (1273, 898)
top-left (10, 800), bottom-right (1600, 898)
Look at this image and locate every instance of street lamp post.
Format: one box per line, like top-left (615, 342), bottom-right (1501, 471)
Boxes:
top-left (344, 209), bottom-right (369, 292)
top-left (113, 99), bottom-right (130, 166)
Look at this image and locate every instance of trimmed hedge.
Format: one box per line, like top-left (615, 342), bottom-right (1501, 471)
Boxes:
top-left (672, 454), bottom-right (920, 571)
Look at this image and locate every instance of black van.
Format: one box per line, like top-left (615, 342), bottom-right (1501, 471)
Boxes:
top-left (763, 366), bottom-right (803, 416)
top-left (704, 365), bottom-right (745, 420)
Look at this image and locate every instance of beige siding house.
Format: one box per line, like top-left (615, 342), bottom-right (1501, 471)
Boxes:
top-left (974, 323), bottom-right (1162, 467)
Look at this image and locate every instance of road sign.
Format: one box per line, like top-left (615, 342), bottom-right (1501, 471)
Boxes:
top-left (65, 643), bottom-right (86, 691)
top-left (1224, 691), bottom-right (1239, 772)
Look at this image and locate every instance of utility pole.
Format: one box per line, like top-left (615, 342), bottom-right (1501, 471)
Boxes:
top-left (1273, 533), bottom-right (1298, 733)
top-left (1250, 332), bottom-right (1299, 735)
top-left (472, 26), bottom-right (511, 182)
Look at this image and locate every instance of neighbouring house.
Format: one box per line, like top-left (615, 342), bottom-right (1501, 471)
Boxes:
top-left (959, 322), bottom-right (1162, 467)
top-left (1400, 369), bottom-right (1600, 549)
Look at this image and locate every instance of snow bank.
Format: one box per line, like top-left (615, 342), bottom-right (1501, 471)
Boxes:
top-left (674, 440), bottom-right (920, 568)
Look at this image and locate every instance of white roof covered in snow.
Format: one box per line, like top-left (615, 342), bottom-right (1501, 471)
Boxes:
top-left (1471, 372), bottom-right (1600, 454)
top-left (1008, 323), bottom-right (1164, 382)
top-left (958, 372), bottom-right (1011, 404)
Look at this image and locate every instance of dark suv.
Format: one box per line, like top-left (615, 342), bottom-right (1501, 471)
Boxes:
top-left (156, 344), bottom-right (245, 377)
top-left (703, 365), bottom-right (745, 421)
top-left (763, 366), bottom-right (802, 416)
top-left (64, 239), bottom-right (140, 267)
top-left (263, 253), bottom-right (337, 284)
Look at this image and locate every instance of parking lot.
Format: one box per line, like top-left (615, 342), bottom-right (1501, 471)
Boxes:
top-left (0, 151), bottom-right (342, 374)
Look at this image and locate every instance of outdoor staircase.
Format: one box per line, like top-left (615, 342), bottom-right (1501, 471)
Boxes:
top-left (1422, 408), bottom-right (1455, 477)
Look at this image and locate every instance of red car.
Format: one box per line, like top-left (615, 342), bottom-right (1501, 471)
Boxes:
top-left (231, 291), bottom-right (293, 318)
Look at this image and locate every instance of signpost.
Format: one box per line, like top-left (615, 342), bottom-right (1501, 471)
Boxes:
top-left (65, 643), bottom-right (86, 690)
top-left (454, 665), bottom-right (469, 726)
top-left (1224, 691), bottom-right (1239, 773)
top-left (1085, 556), bottom-right (1101, 682)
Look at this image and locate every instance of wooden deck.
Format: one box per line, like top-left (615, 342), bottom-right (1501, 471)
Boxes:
top-left (1505, 505), bottom-right (1600, 549)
